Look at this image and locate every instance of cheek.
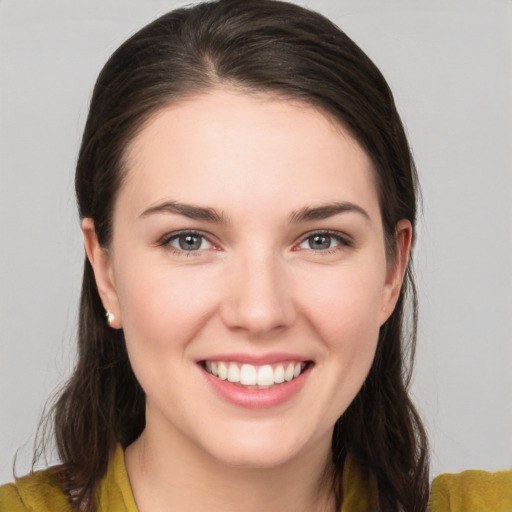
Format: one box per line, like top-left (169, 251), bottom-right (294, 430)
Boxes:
top-left (301, 263), bottom-right (387, 340)
top-left (298, 263), bottom-right (386, 398)
top-left (112, 262), bottom-right (223, 408)
top-left (280, 271), bottom-right (384, 436)
top-left (113, 259), bottom-right (221, 353)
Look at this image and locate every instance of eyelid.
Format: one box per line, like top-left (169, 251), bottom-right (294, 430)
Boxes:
top-left (157, 229), bottom-right (353, 254)
top-left (158, 229), bottom-right (218, 251)
top-left (295, 230), bottom-right (353, 251)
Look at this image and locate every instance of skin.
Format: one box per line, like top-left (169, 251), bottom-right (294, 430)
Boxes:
top-left (83, 89), bottom-right (412, 512)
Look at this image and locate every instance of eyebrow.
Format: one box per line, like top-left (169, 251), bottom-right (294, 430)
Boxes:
top-left (139, 200), bottom-right (226, 223)
top-left (289, 202), bottom-right (371, 223)
top-left (139, 199), bottom-right (370, 224)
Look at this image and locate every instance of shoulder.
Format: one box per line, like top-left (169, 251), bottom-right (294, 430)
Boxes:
top-left (0, 446), bottom-right (138, 512)
top-left (430, 468), bottom-right (512, 512)
top-left (0, 468), bottom-right (72, 512)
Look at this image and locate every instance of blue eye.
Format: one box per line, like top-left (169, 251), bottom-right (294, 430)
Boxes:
top-left (309, 234), bottom-right (335, 250)
top-left (298, 232), bottom-right (349, 251)
top-left (165, 232), bottom-right (213, 252)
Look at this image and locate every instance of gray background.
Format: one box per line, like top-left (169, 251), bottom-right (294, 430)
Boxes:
top-left (1, 0), bottom-right (511, 484)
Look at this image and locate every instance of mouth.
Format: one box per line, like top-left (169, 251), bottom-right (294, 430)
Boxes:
top-left (200, 360), bottom-right (311, 390)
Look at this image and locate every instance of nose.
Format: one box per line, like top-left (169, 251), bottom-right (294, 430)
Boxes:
top-left (220, 250), bottom-right (296, 335)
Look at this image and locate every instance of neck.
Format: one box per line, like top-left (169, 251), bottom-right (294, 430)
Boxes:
top-left (125, 420), bottom-right (337, 512)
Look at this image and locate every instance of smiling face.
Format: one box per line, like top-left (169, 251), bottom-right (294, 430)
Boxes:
top-left (84, 89), bottom-right (410, 470)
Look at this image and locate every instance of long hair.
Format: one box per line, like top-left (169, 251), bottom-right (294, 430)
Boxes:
top-left (38, 1), bottom-right (429, 510)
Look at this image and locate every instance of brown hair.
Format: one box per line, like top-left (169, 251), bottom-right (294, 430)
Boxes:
top-left (39, 0), bottom-right (429, 510)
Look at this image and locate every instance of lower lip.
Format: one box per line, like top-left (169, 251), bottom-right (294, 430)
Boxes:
top-left (200, 364), bottom-right (312, 409)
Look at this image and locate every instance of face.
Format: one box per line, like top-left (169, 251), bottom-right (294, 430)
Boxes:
top-left (84, 89), bottom-right (410, 469)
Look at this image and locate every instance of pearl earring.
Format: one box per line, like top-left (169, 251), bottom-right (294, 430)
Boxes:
top-left (105, 310), bottom-right (115, 326)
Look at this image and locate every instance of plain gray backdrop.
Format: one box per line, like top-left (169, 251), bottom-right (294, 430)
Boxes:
top-left (1, 0), bottom-right (511, 484)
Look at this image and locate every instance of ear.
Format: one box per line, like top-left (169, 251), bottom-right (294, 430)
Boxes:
top-left (82, 218), bottom-right (122, 329)
top-left (379, 219), bottom-right (413, 326)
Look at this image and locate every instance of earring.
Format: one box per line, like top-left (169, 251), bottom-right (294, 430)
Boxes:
top-left (105, 310), bottom-right (115, 326)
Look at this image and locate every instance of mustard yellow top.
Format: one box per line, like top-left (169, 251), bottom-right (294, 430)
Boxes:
top-left (430, 468), bottom-right (512, 512)
top-left (0, 447), bottom-right (137, 512)
top-left (1, 446), bottom-right (511, 511)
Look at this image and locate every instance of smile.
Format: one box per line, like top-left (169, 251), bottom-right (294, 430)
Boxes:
top-left (202, 361), bottom-right (308, 389)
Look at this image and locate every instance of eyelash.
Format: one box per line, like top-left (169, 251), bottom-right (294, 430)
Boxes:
top-left (158, 230), bottom-right (215, 256)
top-left (158, 230), bottom-right (353, 256)
top-left (296, 230), bottom-right (353, 255)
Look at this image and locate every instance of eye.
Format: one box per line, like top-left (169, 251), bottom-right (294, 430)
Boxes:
top-left (163, 231), bottom-right (214, 252)
top-left (297, 231), bottom-right (350, 252)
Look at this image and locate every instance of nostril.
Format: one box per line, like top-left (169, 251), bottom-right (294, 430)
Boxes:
top-left (219, 261), bottom-right (296, 334)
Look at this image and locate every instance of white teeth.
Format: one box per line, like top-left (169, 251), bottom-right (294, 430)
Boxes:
top-left (217, 362), bottom-right (228, 380)
top-left (274, 364), bottom-right (285, 383)
top-left (227, 362), bottom-right (240, 383)
top-left (284, 363), bottom-right (295, 382)
top-left (257, 365), bottom-right (274, 386)
top-left (205, 360), bottom-right (307, 387)
top-left (240, 364), bottom-right (257, 385)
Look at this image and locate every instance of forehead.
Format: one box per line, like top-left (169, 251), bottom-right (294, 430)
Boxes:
top-left (119, 89), bottom-right (380, 220)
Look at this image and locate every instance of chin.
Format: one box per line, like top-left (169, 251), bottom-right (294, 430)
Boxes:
top-left (200, 424), bottom-right (320, 470)
top-left (212, 446), bottom-right (300, 470)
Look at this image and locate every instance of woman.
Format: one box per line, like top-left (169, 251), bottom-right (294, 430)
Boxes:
top-left (1, 1), bottom-right (508, 511)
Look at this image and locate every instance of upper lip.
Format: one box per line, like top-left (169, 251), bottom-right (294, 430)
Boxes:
top-left (197, 352), bottom-right (312, 365)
